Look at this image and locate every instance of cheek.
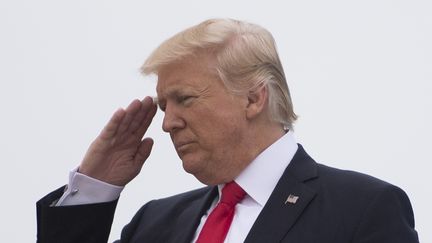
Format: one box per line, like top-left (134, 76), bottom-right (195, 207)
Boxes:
top-left (190, 102), bottom-right (246, 147)
top-left (204, 121), bottom-right (245, 156)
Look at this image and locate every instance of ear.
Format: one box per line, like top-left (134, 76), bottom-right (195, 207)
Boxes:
top-left (246, 84), bottom-right (268, 120)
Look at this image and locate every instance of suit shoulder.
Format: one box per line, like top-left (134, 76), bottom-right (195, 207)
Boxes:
top-left (312, 164), bottom-right (418, 242)
top-left (317, 163), bottom-right (392, 189)
top-left (314, 163), bottom-right (412, 204)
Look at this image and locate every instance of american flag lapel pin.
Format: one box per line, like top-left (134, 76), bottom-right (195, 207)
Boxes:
top-left (285, 194), bottom-right (299, 204)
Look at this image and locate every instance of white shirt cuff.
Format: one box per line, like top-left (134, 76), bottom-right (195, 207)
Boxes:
top-left (55, 167), bottom-right (124, 206)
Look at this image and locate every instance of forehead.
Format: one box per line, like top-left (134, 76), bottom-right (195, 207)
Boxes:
top-left (156, 55), bottom-right (219, 96)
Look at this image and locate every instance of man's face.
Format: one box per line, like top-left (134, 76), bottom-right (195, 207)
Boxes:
top-left (156, 55), bottom-right (251, 185)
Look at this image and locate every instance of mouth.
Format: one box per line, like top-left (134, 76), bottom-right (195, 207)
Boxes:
top-left (174, 141), bottom-right (194, 153)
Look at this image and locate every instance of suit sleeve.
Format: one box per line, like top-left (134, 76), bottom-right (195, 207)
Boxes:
top-left (352, 184), bottom-right (419, 243)
top-left (36, 186), bottom-right (118, 243)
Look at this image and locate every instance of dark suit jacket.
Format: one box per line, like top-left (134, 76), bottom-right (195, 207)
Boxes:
top-left (36, 145), bottom-right (419, 243)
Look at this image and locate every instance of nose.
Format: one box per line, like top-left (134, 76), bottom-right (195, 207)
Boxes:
top-left (162, 103), bottom-right (185, 133)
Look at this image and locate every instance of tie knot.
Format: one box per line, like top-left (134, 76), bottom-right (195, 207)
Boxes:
top-left (220, 181), bottom-right (246, 206)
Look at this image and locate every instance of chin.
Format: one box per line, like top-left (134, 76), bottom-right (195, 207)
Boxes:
top-left (183, 163), bottom-right (227, 186)
top-left (181, 156), bottom-right (202, 174)
top-left (181, 157), bottom-right (213, 185)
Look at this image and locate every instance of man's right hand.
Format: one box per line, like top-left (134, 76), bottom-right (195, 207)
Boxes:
top-left (78, 96), bottom-right (157, 186)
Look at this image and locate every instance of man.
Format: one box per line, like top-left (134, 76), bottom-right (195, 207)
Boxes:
top-left (37, 19), bottom-right (419, 243)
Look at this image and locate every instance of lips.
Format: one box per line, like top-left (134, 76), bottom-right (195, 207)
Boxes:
top-left (174, 141), bottom-right (194, 152)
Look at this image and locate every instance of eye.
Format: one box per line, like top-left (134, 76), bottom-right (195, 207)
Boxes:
top-left (177, 95), bottom-right (195, 105)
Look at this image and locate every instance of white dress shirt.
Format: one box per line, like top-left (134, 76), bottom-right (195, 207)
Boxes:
top-left (57, 131), bottom-right (298, 243)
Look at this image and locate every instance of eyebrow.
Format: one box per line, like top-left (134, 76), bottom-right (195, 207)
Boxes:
top-left (157, 85), bottom-right (196, 101)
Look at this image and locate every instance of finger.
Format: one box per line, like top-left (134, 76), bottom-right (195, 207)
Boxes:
top-left (117, 99), bottom-right (142, 134)
top-left (99, 108), bottom-right (126, 140)
top-left (134, 137), bottom-right (154, 167)
top-left (134, 100), bottom-right (157, 140)
top-left (127, 96), bottom-right (154, 135)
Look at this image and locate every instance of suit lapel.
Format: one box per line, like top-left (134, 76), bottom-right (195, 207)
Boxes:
top-left (245, 145), bottom-right (318, 243)
top-left (170, 186), bottom-right (218, 243)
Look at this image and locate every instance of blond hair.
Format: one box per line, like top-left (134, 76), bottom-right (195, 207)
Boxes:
top-left (142, 18), bottom-right (297, 129)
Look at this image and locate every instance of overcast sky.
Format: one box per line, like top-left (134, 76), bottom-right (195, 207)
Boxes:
top-left (0, 0), bottom-right (430, 242)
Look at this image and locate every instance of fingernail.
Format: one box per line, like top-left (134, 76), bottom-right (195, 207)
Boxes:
top-left (151, 96), bottom-right (158, 105)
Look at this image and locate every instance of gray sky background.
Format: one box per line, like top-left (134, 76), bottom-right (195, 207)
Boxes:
top-left (1, 0), bottom-right (430, 242)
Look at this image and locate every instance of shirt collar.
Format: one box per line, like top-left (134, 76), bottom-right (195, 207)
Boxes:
top-left (223, 130), bottom-right (298, 206)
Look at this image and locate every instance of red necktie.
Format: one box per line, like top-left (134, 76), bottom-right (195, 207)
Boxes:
top-left (196, 181), bottom-right (246, 243)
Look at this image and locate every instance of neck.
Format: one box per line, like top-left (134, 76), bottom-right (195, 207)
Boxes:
top-left (248, 123), bottom-right (286, 158)
top-left (226, 123), bottom-right (286, 182)
top-left (199, 123), bottom-right (286, 186)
